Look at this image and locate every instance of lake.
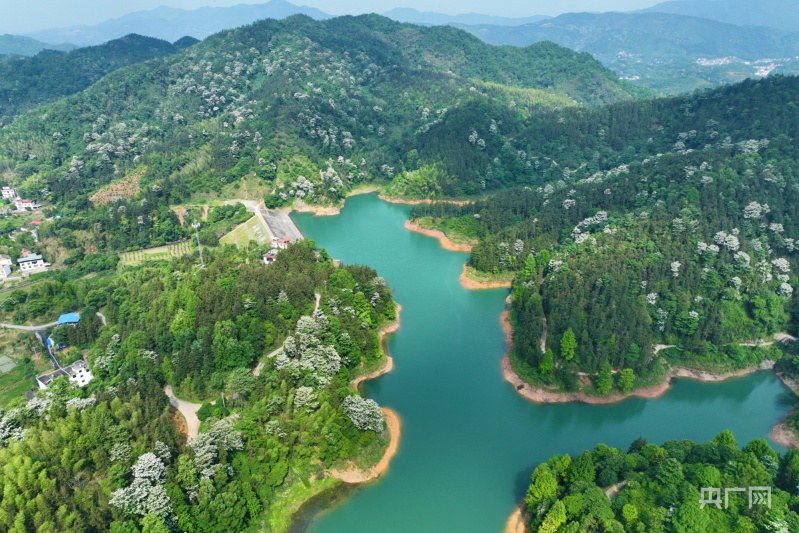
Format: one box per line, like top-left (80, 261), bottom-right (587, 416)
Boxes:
top-left (292, 193), bottom-right (794, 533)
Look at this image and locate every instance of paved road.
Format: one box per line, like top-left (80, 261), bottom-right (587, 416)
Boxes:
top-left (0, 321), bottom-right (58, 331)
top-left (0, 311), bottom-right (107, 331)
top-left (164, 384), bottom-right (202, 441)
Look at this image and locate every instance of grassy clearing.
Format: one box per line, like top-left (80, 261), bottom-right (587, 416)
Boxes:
top-left (463, 265), bottom-right (515, 285)
top-left (219, 215), bottom-right (270, 248)
top-left (0, 330), bottom-right (45, 407)
top-left (119, 240), bottom-right (193, 266)
top-left (266, 476), bottom-right (340, 533)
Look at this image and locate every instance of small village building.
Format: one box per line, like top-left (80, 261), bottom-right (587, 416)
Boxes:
top-left (17, 252), bottom-right (48, 272)
top-left (1, 186), bottom-right (16, 199)
top-left (263, 249), bottom-right (278, 264)
top-left (57, 312), bottom-right (81, 326)
top-left (271, 237), bottom-right (291, 249)
top-left (14, 199), bottom-right (41, 211)
top-left (37, 360), bottom-right (93, 389)
top-left (0, 254), bottom-right (12, 268)
top-left (0, 265), bottom-right (11, 279)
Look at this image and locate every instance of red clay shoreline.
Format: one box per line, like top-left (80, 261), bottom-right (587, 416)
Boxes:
top-left (328, 304), bottom-right (403, 484)
top-left (403, 220), bottom-right (473, 252)
top-left (500, 310), bottom-right (791, 410)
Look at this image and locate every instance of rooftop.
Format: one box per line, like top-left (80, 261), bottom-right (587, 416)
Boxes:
top-left (57, 312), bottom-right (81, 325)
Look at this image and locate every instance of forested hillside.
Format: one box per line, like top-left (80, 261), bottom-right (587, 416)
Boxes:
top-left (0, 14), bottom-right (646, 255)
top-left (0, 242), bottom-right (398, 532)
top-left (457, 12), bottom-right (799, 94)
top-left (0, 34), bottom-right (75, 57)
top-left (522, 432), bottom-right (799, 532)
top-left (410, 75), bottom-right (799, 393)
top-left (0, 34), bottom-right (197, 125)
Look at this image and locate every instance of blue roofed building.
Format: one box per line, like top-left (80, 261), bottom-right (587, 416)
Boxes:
top-left (57, 312), bottom-right (81, 326)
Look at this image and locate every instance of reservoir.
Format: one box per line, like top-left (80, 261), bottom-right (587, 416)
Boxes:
top-left (292, 193), bottom-right (795, 533)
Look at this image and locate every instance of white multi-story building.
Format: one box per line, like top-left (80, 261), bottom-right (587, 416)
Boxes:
top-left (14, 199), bottom-right (41, 211)
top-left (17, 253), bottom-right (47, 271)
top-left (37, 360), bottom-right (94, 389)
top-left (1, 186), bottom-right (16, 199)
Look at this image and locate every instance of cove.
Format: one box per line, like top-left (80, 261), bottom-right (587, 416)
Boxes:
top-left (292, 193), bottom-right (795, 533)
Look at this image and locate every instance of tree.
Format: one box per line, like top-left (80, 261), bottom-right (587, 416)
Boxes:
top-left (618, 369), bottom-right (635, 394)
top-left (342, 395), bottom-right (384, 432)
top-left (624, 343), bottom-right (640, 366)
top-left (566, 452), bottom-right (595, 484)
top-left (596, 363), bottom-right (613, 395)
top-left (539, 500), bottom-right (567, 533)
top-left (560, 328), bottom-right (577, 361)
top-left (525, 464), bottom-right (558, 507)
top-left (522, 254), bottom-right (537, 278)
top-left (539, 349), bottom-right (555, 375)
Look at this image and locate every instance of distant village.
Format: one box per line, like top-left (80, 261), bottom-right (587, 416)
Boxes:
top-left (0, 185), bottom-right (51, 280)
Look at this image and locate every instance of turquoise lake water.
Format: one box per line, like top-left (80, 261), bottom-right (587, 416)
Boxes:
top-left (292, 193), bottom-right (794, 533)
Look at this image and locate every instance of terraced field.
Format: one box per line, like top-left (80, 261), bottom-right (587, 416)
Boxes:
top-left (119, 240), bottom-right (193, 266)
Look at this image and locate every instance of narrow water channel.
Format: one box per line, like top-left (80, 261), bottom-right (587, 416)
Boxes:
top-left (292, 193), bottom-right (794, 533)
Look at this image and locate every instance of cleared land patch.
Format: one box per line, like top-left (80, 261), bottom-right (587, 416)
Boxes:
top-left (220, 215), bottom-right (270, 248)
top-left (119, 240), bottom-right (193, 266)
top-left (89, 167), bottom-right (144, 206)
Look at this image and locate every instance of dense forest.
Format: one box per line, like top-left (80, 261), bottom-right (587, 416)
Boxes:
top-left (0, 14), bottom-right (647, 255)
top-left (0, 34), bottom-right (196, 125)
top-left (410, 75), bottom-right (799, 393)
top-left (522, 432), bottom-right (799, 532)
top-left (0, 243), bottom-right (397, 532)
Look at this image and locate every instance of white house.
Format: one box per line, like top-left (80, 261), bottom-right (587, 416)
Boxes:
top-left (17, 253), bottom-right (48, 272)
top-left (14, 199), bottom-right (41, 211)
top-left (37, 360), bottom-right (94, 389)
top-left (271, 237), bottom-right (291, 250)
top-left (0, 265), bottom-right (11, 279)
top-left (0, 255), bottom-right (12, 268)
top-left (1, 186), bottom-right (16, 200)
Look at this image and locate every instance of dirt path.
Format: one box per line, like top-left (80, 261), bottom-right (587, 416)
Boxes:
top-left (253, 293), bottom-right (321, 376)
top-left (164, 384), bottom-right (203, 441)
top-left (328, 408), bottom-right (401, 483)
top-left (403, 220), bottom-right (474, 252)
top-left (605, 480), bottom-right (628, 499)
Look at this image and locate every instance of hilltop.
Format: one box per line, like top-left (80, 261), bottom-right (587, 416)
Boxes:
top-left (0, 34), bottom-right (196, 124)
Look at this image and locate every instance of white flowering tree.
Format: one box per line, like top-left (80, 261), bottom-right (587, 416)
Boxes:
top-left (110, 453), bottom-right (172, 519)
top-left (342, 395), bottom-right (385, 432)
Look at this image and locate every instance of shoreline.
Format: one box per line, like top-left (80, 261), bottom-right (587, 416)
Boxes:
top-left (460, 264), bottom-right (513, 290)
top-left (290, 187), bottom-right (381, 217)
top-left (769, 414), bottom-right (799, 449)
top-left (499, 310), bottom-right (784, 406)
top-left (505, 500), bottom-right (531, 533)
top-left (288, 304), bottom-right (403, 529)
top-left (350, 304), bottom-right (402, 392)
top-left (378, 194), bottom-right (471, 206)
top-left (403, 220), bottom-right (473, 252)
top-left (327, 408), bottom-right (401, 484)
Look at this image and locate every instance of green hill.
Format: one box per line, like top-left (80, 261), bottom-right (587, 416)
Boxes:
top-left (457, 12), bottom-right (799, 94)
top-left (0, 34), bottom-right (192, 124)
top-left (410, 75), bottom-right (799, 392)
top-left (0, 14), bottom-right (643, 249)
top-left (0, 34), bottom-right (75, 56)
